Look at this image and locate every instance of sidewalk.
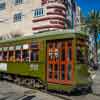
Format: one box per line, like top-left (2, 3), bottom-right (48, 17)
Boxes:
top-left (90, 67), bottom-right (100, 95)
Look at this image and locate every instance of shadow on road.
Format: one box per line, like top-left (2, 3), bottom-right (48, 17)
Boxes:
top-left (48, 89), bottom-right (92, 97)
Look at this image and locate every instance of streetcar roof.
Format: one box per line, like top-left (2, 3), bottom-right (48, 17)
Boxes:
top-left (0, 30), bottom-right (88, 44)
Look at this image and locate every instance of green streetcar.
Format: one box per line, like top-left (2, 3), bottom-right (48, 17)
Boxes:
top-left (0, 30), bottom-right (92, 93)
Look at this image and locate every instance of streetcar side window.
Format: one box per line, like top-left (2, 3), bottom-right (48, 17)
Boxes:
top-left (15, 45), bottom-right (22, 62)
top-left (0, 43), bottom-right (40, 62)
top-left (0, 52), bottom-right (3, 61)
top-left (31, 43), bottom-right (39, 62)
top-left (15, 50), bottom-right (21, 62)
top-left (76, 46), bottom-right (85, 63)
top-left (22, 44), bottom-right (30, 62)
top-left (31, 50), bottom-right (39, 61)
top-left (3, 52), bottom-right (7, 61)
top-left (22, 50), bottom-right (29, 62)
top-left (9, 51), bottom-right (14, 61)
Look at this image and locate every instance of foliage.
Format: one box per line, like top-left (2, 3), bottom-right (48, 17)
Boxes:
top-left (86, 10), bottom-right (100, 34)
top-left (85, 10), bottom-right (100, 64)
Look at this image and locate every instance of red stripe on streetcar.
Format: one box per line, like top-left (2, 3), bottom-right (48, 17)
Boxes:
top-left (32, 25), bottom-right (64, 30)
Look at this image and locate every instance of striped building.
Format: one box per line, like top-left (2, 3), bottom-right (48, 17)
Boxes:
top-left (32, 0), bottom-right (67, 33)
top-left (0, 0), bottom-right (79, 38)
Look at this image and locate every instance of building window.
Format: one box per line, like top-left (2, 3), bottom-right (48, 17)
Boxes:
top-left (0, 3), bottom-right (5, 11)
top-left (14, 13), bottom-right (22, 22)
top-left (14, 0), bottom-right (23, 5)
top-left (33, 8), bottom-right (44, 17)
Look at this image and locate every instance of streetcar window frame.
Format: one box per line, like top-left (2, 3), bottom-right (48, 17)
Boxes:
top-left (0, 42), bottom-right (39, 62)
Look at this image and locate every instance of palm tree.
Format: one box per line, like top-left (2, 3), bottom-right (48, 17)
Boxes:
top-left (86, 10), bottom-right (100, 64)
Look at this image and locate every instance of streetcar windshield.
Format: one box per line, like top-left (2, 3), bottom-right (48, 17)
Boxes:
top-left (76, 46), bottom-right (88, 64)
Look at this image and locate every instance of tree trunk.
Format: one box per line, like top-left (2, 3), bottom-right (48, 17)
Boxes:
top-left (94, 32), bottom-right (98, 64)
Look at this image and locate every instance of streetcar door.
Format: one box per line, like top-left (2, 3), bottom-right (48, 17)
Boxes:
top-left (47, 40), bottom-right (74, 84)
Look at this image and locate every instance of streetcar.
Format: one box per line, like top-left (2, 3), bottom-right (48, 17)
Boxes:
top-left (0, 30), bottom-right (92, 93)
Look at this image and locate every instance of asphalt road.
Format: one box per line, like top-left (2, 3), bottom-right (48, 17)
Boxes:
top-left (0, 81), bottom-right (100, 100)
top-left (0, 81), bottom-right (64, 100)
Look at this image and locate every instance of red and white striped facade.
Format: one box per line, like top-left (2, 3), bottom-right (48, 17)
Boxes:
top-left (32, 0), bottom-right (67, 33)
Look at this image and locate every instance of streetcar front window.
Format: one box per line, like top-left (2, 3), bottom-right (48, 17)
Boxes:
top-left (48, 64), bottom-right (53, 79)
top-left (68, 48), bottom-right (72, 61)
top-left (54, 64), bottom-right (59, 80)
top-left (61, 64), bottom-right (65, 80)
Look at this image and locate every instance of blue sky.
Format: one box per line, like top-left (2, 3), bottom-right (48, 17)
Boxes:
top-left (76, 0), bottom-right (100, 16)
top-left (76, 0), bottom-right (100, 41)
